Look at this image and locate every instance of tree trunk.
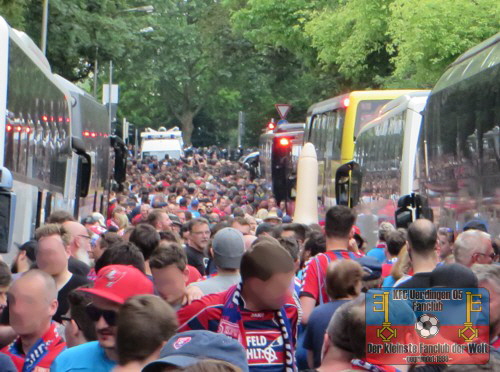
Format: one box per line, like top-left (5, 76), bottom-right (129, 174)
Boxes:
top-left (180, 111), bottom-right (195, 146)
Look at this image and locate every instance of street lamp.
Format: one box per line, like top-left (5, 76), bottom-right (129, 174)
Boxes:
top-left (40, 0), bottom-right (49, 55)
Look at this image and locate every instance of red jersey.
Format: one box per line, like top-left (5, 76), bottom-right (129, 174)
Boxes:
top-left (300, 250), bottom-right (363, 305)
top-left (2, 322), bottom-right (66, 372)
top-left (186, 265), bottom-right (202, 285)
top-left (177, 288), bottom-right (299, 372)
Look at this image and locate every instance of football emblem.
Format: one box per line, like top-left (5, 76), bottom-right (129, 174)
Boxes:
top-left (415, 314), bottom-right (440, 339)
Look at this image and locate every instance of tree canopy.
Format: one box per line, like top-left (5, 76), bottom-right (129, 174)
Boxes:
top-left (1, 0), bottom-right (497, 145)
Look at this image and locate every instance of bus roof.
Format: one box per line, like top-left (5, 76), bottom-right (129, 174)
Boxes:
top-left (358, 93), bottom-right (430, 136)
top-left (378, 91), bottom-right (430, 116)
top-left (275, 123), bottom-right (305, 133)
top-left (307, 90), bottom-right (422, 116)
top-left (432, 32), bottom-right (500, 94)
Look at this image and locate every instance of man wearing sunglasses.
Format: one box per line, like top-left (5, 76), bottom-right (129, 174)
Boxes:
top-left (51, 265), bottom-right (154, 372)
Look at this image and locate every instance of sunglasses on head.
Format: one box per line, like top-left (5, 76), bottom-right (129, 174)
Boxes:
top-left (86, 304), bottom-right (117, 326)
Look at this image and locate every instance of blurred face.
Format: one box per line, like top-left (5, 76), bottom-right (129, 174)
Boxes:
top-left (177, 212), bottom-right (186, 224)
top-left (90, 297), bottom-right (120, 351)
top-left (91, 237), bottom-right (105, 260)
top-left (247, 218), bottom-right (257, 235)
top-left (62, 310), bottom-right (81, 348)
top-left (8, 276), bottom-right (57, 336)
top-left (141, 205), bottom-right (151, 219)
top-left (232, 221), bottom-right (251, 236)
top-left (247, 271), bottom-right (295, 310)
top-left (0, 286), bottom-right (8, 311)
top-left (36, 235), bottom-right (70, 276)
top-left (472, 240), bottom-right (495, 265)
top-left (268, 198), bottom-right (277, 209)
top-left (189, 223), bottom-right (211, 251)
top-left (220, 198), bottom-right (229, 209)
top-left (75, 232), bottom-right (92, 266)
top-left (438, 233), bottom-right (452, 258)
top-left (158, 212), bottom-right (173, 231)
top-left (152, 265), bottom-right (188, 306)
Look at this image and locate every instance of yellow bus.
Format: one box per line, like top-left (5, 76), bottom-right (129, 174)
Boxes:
top-left (304, 90), bottom-right (423, 210)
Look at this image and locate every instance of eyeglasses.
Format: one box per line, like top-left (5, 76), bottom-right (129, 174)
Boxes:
top-left (78, 234), bottom-right (92, 241)
top-left (86, 304), bottom-right (117, 326)
top-left (60, 315), bottom-right (82, 330)
top-left (192, 231), bottom-right (211, 236)
top-left (474, 252), bottom-right (498, 261)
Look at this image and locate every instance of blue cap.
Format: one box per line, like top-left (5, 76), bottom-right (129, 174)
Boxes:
top-left (354, 256), bottom-right (382, 281)
top-left (463, 219), bottom-right (488, 233)
top-left (142, 330), bottom-right (248, 372)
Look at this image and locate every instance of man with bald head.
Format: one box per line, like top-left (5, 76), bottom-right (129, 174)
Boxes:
top-left (35, 224), bottom-right (89, 323)
top-left (396, 219), bottom-right (439, 288)
top-left (1, 270), bottom-right (66, 370)
top-left (62, 221), bottom-right (92, 277)
top-left (454, 230), bottom-right (495, 267)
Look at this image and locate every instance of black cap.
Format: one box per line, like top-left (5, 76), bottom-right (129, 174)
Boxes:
top-left (430, 263), bottom-right (478, 288)
top-left (16, 240), bottom-right (37, 262)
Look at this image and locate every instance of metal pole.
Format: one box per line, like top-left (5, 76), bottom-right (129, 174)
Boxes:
top-left (93, 46), bottom-right (98, 97)
top-left (40, 0), bottom-right (49, 55)
top-left (123, 117), bottom-right (128, 144)
top-left (237, 111), bottom-right (244, 148)
top-left (108, 61), bottom-right (113, 129)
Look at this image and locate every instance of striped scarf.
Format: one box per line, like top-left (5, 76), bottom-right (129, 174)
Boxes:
top-left (218, 283), bottom-right (296, 372)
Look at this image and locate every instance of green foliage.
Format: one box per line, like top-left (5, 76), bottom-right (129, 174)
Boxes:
top-left (386, 0), bottom-right (500, 87)
top-left (0, 0), bottom-right (27, 28)
top-left (305, 0), bottom-right (394, 87)
top-left (2, 0), bottom-right (498, 146)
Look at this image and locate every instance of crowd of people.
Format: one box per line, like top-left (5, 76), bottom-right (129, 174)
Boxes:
top-left (0, 149), bottom-right (499, 372)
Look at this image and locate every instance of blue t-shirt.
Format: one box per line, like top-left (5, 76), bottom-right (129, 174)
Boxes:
top-left (51, 341), bottom-right (116, 372)
top-left (0, 353), bottom-right (16, 372)
top-left (366, 246), bottom-right (386, 263)
top-left (382, 275), bottom-right (397, 287)
top-left (303, 300), bottom-right (350, 368)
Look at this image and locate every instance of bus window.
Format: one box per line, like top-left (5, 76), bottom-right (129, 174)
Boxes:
top-left (354, 100), bottom-right (390, 135)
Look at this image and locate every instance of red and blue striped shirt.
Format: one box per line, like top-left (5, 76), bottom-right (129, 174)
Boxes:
top-left (300, 249), bottom-right (363, 305)
top-left (177, 288), bottom-right (299, 372)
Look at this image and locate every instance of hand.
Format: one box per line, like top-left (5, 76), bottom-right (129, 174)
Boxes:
top-left (348, 238), bottom-right (360, 254)
top-left (186, 285), bottom-right (204, 304)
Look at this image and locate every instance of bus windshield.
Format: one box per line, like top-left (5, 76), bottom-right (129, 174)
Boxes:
top-left (354, 99), bottom-right (390, 135)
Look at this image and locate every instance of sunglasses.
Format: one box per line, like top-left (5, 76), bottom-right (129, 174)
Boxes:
top-left (86, 304), bottom-right (117, 326)
top-left (60, 315), bottom-right (83, 330)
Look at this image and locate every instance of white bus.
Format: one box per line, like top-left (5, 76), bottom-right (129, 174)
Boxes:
top-left (350, 92), bottom-right (430, 247)
top-left (0, 17), bottom-right (124, 254)
top-left (412, 32), bottom-right (500, 234)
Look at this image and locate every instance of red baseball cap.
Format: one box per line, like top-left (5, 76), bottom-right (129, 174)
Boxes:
top-left (79, 265), bottom-right (154, 304)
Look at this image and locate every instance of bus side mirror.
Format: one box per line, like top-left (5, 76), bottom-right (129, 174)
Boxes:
top-left (0, 167), bottom-right (16, 253)
top-left (72, 137), bottom-right (91, 198)
top-left (395, 193), bottom-right (434, 229)
top-left (335, 161), bottom-right (361, 208)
